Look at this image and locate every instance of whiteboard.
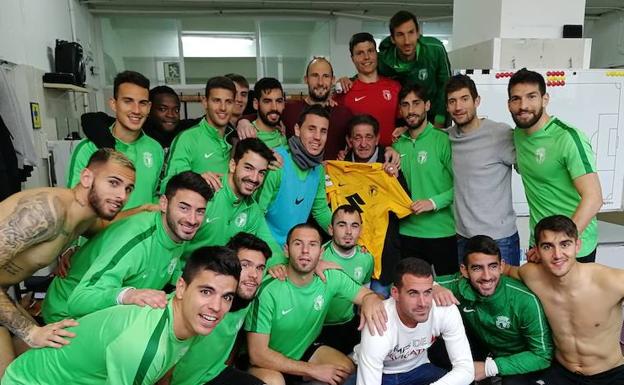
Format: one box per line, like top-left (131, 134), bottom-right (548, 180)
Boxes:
top-left (465, 69), bottom-right (624, 214)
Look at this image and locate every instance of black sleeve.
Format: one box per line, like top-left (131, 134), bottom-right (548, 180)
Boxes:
top-left (177, 117), bottom-right (202, 131)
top-left (81, 112), bottom-right (116, 148)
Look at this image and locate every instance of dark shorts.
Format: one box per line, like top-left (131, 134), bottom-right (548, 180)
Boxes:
top-left (316, 316), bottom-right (360, 355)
top-left (541, 360), bottom-right (624, 385)
top-left (205, 366), bottom-right (264, 385)
top-left (282, 343), bottom-right (325, 385)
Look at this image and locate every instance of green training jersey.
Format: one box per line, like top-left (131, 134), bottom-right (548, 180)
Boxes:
top-left (437, 274), bottom-right (553, 376)
top-left (245, 269), bottom-right (361, 359)
top-left (322, 243), bottom-right (373, 325)
top-left (161, 118), bottom-right (235, 192)
top-left (378, 36), bottom-right (451, 126)
top-left (66, 130), bottom-right (164, 209)
top-left (392, 123), bottom-right (455, 238)
top-left (42, 211), bottom-right (184, 323)
top-left (180, 175), bottom-right (283, 266)
top-left (171, 305), bottom-right (250, 385)
top-left (514, 117), bottom-right (598, 257)
top-left (253, 120), bottom-right (288, 148)
top-left (3, 298), bottom-right (195, 385)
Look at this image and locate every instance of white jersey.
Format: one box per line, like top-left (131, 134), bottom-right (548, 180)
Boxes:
top-left (353, 298), bottom-right (474, 385)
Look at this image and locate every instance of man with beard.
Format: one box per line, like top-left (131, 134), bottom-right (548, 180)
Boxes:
top-left (335, 33), bottom-right (401, 148)
top-left (315, 205), bottom-right (374, 355)
top-left (163, 76), bottom-right (238, 192)
top-left (168, 232), bottom-right (270, 385)
top-left (183, 138), bottom-right (283, 262)
top-left (0, 148), bottom-right (135, 375)
top-left (67, 71), bottom-right (164, 210)
top-left (238, 57), bottom-right (352, 160)
top-left (257, 105), bottom-right (333, 246)
top-left (446, 75), bottom-right (520, 266)
top-left (2, 247), bottom-right (240, 385)
top-left (435, 235), bottom-right (552, 384)
top-left (508, 69), bottom-right (602, 262)
top-left (245, 224), bottom-right (387, 385)
top-left (250, 77), bottom-right (287, 148)
top-left (392, 83), bottom-right (456, 275)
top-left (350, 258), bottom-right (473, 385)
top-left (41, 171), bottom-right (212, 323)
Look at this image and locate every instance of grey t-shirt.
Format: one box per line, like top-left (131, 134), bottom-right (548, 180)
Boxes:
top-left (448, 118), bottom-right (517, 239)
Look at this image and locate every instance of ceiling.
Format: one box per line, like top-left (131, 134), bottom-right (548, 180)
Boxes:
top-left (80, 0), bottom-right (624, 20)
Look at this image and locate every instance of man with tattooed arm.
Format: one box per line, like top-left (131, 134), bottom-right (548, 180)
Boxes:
top-left (0, 148), bottom-right (136, 376)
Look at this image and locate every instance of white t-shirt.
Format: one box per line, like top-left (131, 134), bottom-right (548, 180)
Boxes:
top-left (353, 298), bottom-right (474, 385)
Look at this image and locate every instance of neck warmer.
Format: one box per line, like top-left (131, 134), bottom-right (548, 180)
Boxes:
top-left (288, 135), bottom-right (323, 170)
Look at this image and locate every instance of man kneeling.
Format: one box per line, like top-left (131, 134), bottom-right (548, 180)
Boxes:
top-left (1, 246), bottom-right (240, 385)
top-left (350, 258), bottom-right (474, 385)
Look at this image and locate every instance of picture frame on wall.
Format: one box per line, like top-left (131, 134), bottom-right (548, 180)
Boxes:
top-left (163, 62), bottom-right (181, 85)
top-left (30, 102), bottom-right (41, 129)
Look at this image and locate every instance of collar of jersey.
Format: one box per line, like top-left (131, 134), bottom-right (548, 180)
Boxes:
top-left (390, 40), bottom-right (421, 70)
top-left (516, 116), bottom-right (556, 139)
top-left (399, 121), bottom-right (434, 142)
top-left (108, 123), bottom-right (145, 149)
top-left (200, 118), bottom-right (232, 148)
top-left (155, 209), bottom-right (186, 249)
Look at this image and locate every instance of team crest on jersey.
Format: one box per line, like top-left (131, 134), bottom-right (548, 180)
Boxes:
top-left (382, 90), bottom-right (392, 101)
top-left (495, 315), bottom-right (511, 329)
top-left (167, 259), bottom-right (178, 275)
top-left (143, 152), bottom-right (154, 168)
top-left (234, 213), bottom-right (247, 227)
top-left (417, 150), bottom-right (428, 164)
top-left (418, 69), bottom-right (428, 81)
top-left (354, 267), bottom-right (364, 281)
top-left (313, 295), bottom-right (324, 311)
top-left (535, 147), bottom-right (546, 164)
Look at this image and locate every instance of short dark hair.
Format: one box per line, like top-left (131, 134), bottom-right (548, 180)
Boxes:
top-left (347, 114), bottom-right (380, 137)
top-left (164, 171), bottom-right (213, 202)
top-left (225, 73), bottom-right (249, 89)
top-left (297, 104), bottom-right (330, 128)
top-left (149, 86), bottom-right (180, 104)
top-left (232, 137), bottom-right (276, 164)
top-left (349, 32), bottom-right (376, 56)
top-left (86, 148), bottom-right (135, 173)
top-left (205, 76), bottom-right (237, 99)
top-left (393, 258), bottom-right (433, 288)
top-left (113, 70), bottom-right (150, 99)
top-left (535, 215), bottom-right (579, 244)
top-left (399, 82), bottom-right (429, 103)
top-left (286, 223), bottom-right (320, 245)
top-left (182, 246), bottom-right (241, 284)
top-left (227, 232), bottom-right (272, 261)
top-left (508, 68), bottom-right (546, 98)
top-left (389, 10), bottom-right (419, 36)
top-left (445, 74), bottom-right (478, 101)
top-left (331, 204), bottom-right (362, 225)
top-left (463, 235), bottom-right (501, 266)
top-left (253, 77), bottom-right (283, 100)
top-left (305, 57), bottom-right (334, 78)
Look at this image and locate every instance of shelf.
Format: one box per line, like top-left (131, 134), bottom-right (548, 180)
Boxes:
top-left (43, 83), bottom-right (89, 93)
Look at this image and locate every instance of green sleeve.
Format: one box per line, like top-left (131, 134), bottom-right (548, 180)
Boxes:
top-left (104, 315), bottom-right (152, 385)
top-left (494, 297), bottom-right (553, 375)
top-left (433, 45), bottom-right (451, 123)
top-left (251, 215), bottom-right (286, 268)
top-left (311, 168), bottom-right (331, 232)
top-left (67, 248), bottom-right (143, 318)
top-left (429, 138), bottom-right (454, 209)
top-left (435, 273), bottom-right (461, 295)
top-left (563, 130), bottom-right (596, 179)
top-left (330, 270), bottom-right (362, 302)
top-left (66, 140), bottom-right (96, 187)
top-left (244, 288), bottom-right (275, 334)
top-left (256, 168), bottom-right (282, 213)
top-left (161, 133), bottom-right (194, 193)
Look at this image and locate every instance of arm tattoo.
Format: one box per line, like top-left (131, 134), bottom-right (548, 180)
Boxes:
top-left (0, 290), bottom-right (35, 342)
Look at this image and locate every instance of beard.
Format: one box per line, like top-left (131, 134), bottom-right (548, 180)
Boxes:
top-left (512, 106), bottom-right (544, 129)
top-left (87, 187), bottom-right (119, 221)
top-left (308, 85), bottom-right (330, 103)
top-left (405, 113), bottom-right (427, 131)
top-left (258, 109), bottom-right (281, 128)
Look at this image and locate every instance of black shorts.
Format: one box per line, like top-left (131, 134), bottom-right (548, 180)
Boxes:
top-left (316, 316), bottom-right (360, 355)
top-left (541, 360), bottom-right (624, 385)
top-left (204, 366), bottom-right (264, 385)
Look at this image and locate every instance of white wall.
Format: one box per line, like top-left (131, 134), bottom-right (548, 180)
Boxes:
top-left (452, 0), bottom-right (502, 50)
top-left (586, 11), bottom-right (624, 68)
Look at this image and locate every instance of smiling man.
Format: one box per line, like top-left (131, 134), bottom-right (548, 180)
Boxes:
top-left (351, 257), bottom-right (473, 385)
top-left (436, 235), bottom-right (552, 384)
top-left (251, 77), bottom-right (287, 148)
top-left (67, 71), bottom-right (164, 210)
top-left (257, 104), bottom-right (333, 245)
top-left (2, 247), bottom-right (240, 385)
top-left (41, 171), bottom-right (213, 323)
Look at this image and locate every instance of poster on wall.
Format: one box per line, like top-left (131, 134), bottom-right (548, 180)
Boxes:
top-left (163, 62), bottom-right (181, 85)
top-left (30, 102), bottom-right (41, 129)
